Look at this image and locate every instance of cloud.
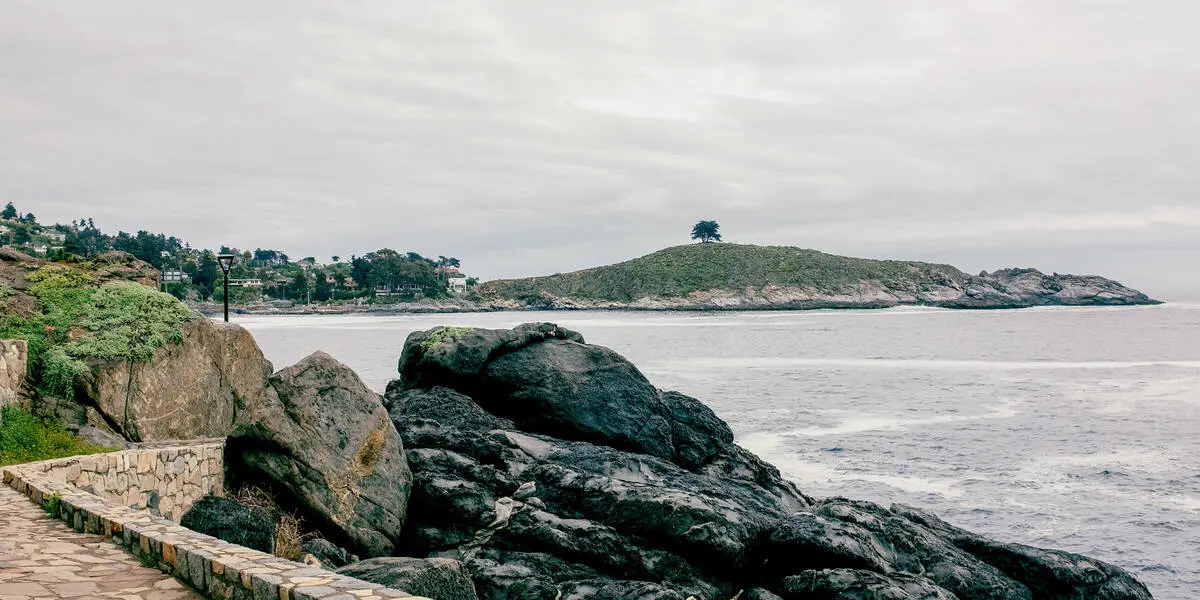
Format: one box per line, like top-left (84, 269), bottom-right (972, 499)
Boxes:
top-left (1, 0), bottom-right (1198, 293)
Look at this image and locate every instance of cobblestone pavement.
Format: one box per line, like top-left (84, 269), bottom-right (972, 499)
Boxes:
top-left (0, 484), bottom-right (201, 600)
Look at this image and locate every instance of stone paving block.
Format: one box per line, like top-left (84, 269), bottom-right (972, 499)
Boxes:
top-left (2, 443), bottom-right (422, 600)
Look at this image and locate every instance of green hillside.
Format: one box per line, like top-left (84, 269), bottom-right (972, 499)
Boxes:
top-left (479, 244), bottom-right (966, 303)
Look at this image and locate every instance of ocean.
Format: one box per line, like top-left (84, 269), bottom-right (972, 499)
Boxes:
top-left (238, 303), bottom-right (1200, 598)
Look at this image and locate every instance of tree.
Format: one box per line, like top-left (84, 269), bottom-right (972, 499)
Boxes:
top-left (20, 212), bottom-right (36, 224)
top-left (691, 220), bottom-right (721, 243)
top-left (1, 203), bottom-right (16, 220)
top-left (331, 255), bottom-right (340, 263)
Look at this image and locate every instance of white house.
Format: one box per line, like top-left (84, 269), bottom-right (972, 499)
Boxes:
top-left (43, 231), bottom-right (67, 243)
top-left (448, 276), bottom-right (469, 294)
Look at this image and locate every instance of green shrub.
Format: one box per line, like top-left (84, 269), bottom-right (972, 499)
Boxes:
top-left (42, 492), bottom-right (62, 516)
top-left (0, 406), bottom-right (113, 466)
top-left (1, 266), bottom-right (198, 400)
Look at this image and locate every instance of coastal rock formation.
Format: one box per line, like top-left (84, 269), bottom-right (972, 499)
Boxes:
top-left (376, 324), bottom-right (1152, 600)
top-left (180, 496), bottom-right (277, 554)
top-left (74, 318), bottom-right (274, 441)
top-left (477, 244), bottom-right (1157, 311)
top-left (338, 557), bottom-right (478, 600)
top-left (397, 324), bottom-right (767, 474)
top-left (226, 351), bottom-right (413, 557)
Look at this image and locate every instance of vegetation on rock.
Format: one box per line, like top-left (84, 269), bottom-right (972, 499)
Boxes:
top-left (0, 406), bottom-right (113, 466)
top-left (481, 243), bottom-right (961, 303)
top-left (0, 263), bottom-right (198, 400)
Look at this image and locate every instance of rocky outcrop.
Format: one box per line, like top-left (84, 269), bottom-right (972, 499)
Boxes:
top-left (338, 557), bottom-right (478, 600)
top-left (0, 339), bottom-right (28, 412)
top-left (397, 324), bottom-right (761, 472)
top-left (482, 267), bottom-right (1157, 311)
top-left (226, 351), bottom-right (412, 558)
top-left (180, 496), bottom-right (277, 554)
top-left (378, 324), bottom-right (1152, 600)
top-left (304, 538), bottom-right (359, 569)
top-left (73, 318), bottom-right (274, 441)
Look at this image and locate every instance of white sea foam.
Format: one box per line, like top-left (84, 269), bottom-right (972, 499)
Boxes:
top-left (783, 401), bottom-right (1020, 437)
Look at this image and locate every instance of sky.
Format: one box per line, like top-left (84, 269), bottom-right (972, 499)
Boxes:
top-left (2, 1), bottom-right (1198, 296)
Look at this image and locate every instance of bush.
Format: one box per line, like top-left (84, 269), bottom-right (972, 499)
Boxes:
top-left (1, 266), bottom-right (199, 399)
top-left (0, 406), bottom-right (113, 466)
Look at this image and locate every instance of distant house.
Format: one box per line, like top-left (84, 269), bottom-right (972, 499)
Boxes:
top-left (344, 278), bottom-right (358, 289)
top-left (162, 270), bottom-right (187, 283)
top-left (43, 231), bottom-right (66, 243)
top-left (31, 244), bottom-right (48, 255)
top-left (230, 278), bottom-right (264, 288)
top-left (448, 276), bottom-right (468, 294)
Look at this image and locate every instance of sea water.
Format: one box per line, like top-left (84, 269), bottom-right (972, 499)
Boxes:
top-left (239, 304), bottom-right (1200, 598)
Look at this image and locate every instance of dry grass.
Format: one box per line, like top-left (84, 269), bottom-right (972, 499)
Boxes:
top-left (275, 512), bottom-right (312, 561)
top-left (354, 425), bottom-right (387, 474)
top-left (229, 485), bottom-right (315, 560)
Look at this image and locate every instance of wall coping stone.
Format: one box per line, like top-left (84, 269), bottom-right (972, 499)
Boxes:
top-left (4, 444), bottom-right (428, 600)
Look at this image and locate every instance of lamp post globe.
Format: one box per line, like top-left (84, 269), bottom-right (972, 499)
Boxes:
top-left (217, 253), bottom-right (235, 322)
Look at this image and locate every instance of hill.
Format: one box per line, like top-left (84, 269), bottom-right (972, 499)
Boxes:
top-left (477, 243), bottom-right (1158, 310)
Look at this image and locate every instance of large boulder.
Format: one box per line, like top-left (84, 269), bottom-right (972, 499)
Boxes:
top-left (74, 318), bottom-right (274, 441)
top-left (780, 569), bottom-right (958, 600)
top-left (391, 383), bottom-right (803, 598)
top-left (397, 324), bottom-right (741, 471)
top-left (762, 499), bottom-right (1030, 599)
top-left (338, 557), bottom-right (477, 600)
top-left (386, 323), bottom-right (1153, 600)
top-left (226, 351), bottom-right (412, 557)
top-left (180, 496), bottom-right (276, 554)
top-left (895, 505), bottom-right (1154, 600)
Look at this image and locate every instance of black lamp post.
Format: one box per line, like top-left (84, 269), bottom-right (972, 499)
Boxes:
top-left (217, 253), bottom-right (235, 322)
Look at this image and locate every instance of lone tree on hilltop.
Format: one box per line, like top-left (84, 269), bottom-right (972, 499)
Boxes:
top-left (1, 203), bottom-right (16, 220)
top-left (691, 220), bottom-right (721, 243)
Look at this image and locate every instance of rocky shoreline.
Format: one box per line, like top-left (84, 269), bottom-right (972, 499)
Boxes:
top-left (482, 268), bottom-right (1160, 312)
top-left (193, 267), bottom-right (1160, 315)
top-left (40, 314), bottom-right (1155, 599)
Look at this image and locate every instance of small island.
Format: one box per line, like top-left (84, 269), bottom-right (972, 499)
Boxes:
top-left (478, 243), bottom-right (1159, 311)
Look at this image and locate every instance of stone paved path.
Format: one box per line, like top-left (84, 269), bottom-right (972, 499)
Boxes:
top-left (0, 485), bottom-right (202, 600)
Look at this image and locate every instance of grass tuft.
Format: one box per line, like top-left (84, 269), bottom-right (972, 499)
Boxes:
top-left (0, 406), bottom-right (114, 466)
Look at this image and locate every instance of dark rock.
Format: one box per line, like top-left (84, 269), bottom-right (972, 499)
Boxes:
top-left (781, 569), bottom-right (958, 600)
top-left (392, 372), bottom-right (800, 598)
top-left (744, 588), bottom-right (785, 600)
top-left (337, 557), bottom-right (477, 600)
top-left (180, 496), bottom-right (276, 554)
top-left (658, 390), bottom-right (733, 470)
top-left (895, 505), bottom-right (1153, 599)
top-left (397, 324), bottom-right (785, 473)
top-left (226, 351), bottom-right (412, 557)
top-left (398, 323), bottom-right (583, 390)
top-left (466, 549), bottom-right (603, 600)
top-left (260, 322), bottom-right (1154, 600)
top-left (556, 580), bottom-right (685, 600)
top-left (303, 538), bottom-right (358, 569)
top-left (764, 498), bottom-right (1030, 599)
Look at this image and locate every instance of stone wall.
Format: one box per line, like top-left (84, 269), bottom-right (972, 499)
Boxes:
top-left (0, 339), bottom-right (27, 411)
top-left (3, 444), bottom-right (423, 600)
top-left (28, 441), bottom-right (224, 522)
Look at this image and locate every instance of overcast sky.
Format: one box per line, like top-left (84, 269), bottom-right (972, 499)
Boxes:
top-left (2, 1), bottom-right (1198, 295)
